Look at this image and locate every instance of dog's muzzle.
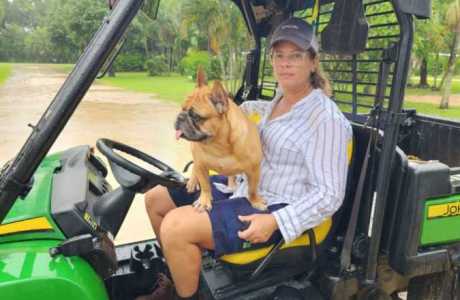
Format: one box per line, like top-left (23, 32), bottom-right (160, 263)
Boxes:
top-left (175, 111), bottom-right (210, 142)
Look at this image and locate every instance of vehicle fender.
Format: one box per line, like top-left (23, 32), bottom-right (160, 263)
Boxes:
top-left (0, 240), bottom-right (109, 300)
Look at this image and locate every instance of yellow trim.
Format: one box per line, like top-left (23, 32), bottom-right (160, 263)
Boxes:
top-left (248, 113), bottom-right (262, 124)
top-left (0, 217), bottom-right (53, 236)
top-left (220, 217), bottom-right (332, 265)
top-left (308, 0), bottom-right (320, 24)
top-left (428, 201), bottom-right (460, 219)
top-left (347, 140), bottom-right (353, 164)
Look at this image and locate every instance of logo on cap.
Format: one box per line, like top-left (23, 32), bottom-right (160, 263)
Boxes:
top-left (281, 25), bottom-right (299, 30)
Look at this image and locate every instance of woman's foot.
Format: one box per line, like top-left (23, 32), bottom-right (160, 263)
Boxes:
top-left (134, 273), bottom-right (174, 300)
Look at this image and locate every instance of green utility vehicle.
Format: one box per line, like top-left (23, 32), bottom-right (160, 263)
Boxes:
top-left (1, 0), bottom-right (459, 299)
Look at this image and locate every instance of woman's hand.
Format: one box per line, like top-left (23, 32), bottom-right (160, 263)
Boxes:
top-left (237, 214), bottom-right (279, 244)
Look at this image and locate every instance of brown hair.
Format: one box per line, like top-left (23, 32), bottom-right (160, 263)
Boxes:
top-left (307, 48), bottom-right (332, 96)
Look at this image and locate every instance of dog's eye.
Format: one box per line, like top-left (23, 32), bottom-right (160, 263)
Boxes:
top-left (188, 110), bottom-right (205, 122)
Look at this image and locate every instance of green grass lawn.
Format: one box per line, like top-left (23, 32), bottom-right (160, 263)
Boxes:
top-left (0, 63), bottom-right (12, 86)
top-left (407, 75), bottom-right (460, 95)
top-left (339, 101), bottom-right (460, 121)
top-left (45, 65), bottom-right (197, 104)
top-left (404, 101), bottom-right (460, 121)
top-left (98, 72), bottom-right (196, 104)
top-left (44, 66), bottom-right (460, 121)
top-left (101, 72), bottom-right (460, 120)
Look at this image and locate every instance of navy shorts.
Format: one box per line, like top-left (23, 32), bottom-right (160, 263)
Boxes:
top-left (167, 175), bottom-right (285, 257)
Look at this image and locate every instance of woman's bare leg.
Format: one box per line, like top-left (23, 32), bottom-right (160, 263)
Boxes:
top-left (160, 206), bottom-right (215, 297)
top-left (144, 185), bottom-right (177, 243)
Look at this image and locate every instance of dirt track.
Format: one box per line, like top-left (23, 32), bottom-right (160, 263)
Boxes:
top-left (0, 64), bottom-right (191, 244)
top-left (406, 94), bottom-right (460, 106)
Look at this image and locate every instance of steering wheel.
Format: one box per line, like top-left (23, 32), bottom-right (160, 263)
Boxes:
top-left (96, 138), bottom-right (186, 192)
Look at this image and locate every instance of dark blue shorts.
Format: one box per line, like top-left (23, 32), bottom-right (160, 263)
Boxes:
top-left (167, 175), bottom-right (285, 257)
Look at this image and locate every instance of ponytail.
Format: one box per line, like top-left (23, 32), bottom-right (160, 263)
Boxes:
top-left (308, 48), bottom-right (332, 96)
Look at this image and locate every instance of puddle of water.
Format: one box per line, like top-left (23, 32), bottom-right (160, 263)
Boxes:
top-left (0, 64), bottom-right (192, 244)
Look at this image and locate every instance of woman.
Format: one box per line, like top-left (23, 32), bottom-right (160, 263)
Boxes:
top-left (143, 17), bottom-right (352, 300)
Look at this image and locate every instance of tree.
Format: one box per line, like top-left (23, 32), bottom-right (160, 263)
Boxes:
top-left (25, 26), bottom-right (52, 62)
top-left (0, 0), bottom-right (5, 29)
top-left (413, 4), bottom-right (447, 89)
top-left (179, 0), bottom-right (251, 93)
top-left (440, 0), bottom-right (460, 109)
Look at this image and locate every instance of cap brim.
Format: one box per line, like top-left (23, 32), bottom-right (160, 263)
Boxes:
top-left (270, 36), bottom-right (310, 51)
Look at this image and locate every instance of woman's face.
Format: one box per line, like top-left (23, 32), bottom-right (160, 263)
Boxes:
top-left (271, 41), bottom-right (317, 92)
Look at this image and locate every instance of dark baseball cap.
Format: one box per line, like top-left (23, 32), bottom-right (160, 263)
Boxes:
top-left (269, 18), bottom-right (319, 53)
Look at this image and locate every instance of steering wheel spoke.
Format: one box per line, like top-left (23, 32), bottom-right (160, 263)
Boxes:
top-left (96, 138), bottom-right (186, 192)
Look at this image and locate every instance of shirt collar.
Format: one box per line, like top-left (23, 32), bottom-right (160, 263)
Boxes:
top-left (262, 88), bottom-right (320, 125)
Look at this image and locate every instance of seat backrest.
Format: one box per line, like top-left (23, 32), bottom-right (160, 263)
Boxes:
top-left (331, 123), bottom-right (373, 239)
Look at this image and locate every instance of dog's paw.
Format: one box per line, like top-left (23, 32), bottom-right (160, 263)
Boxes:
top-left (227, 176), bottom-right (237, 191)
top-left (250, 196), bottom-right (267, 211)
top-left (186, 177), bottom-right (200, 193)
top-left (193, 198), bottom-right (212, 212)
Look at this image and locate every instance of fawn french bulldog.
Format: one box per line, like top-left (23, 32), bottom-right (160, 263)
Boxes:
top-left (175, 68), bottom-right (265, 211)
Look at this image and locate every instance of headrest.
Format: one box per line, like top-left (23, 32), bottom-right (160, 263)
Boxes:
top-left (320, 0), bottom-right (369, 55)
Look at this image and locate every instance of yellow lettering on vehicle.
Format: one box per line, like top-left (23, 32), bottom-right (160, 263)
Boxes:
top-left (427, 201), bottom-right (460, 219)
top-left (84, 212), bottom-right (98, 230)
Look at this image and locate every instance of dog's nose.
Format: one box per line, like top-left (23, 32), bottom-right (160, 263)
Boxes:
top-left (175, 112), bottom-right (186, 129)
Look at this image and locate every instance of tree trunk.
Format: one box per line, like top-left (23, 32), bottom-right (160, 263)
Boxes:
top-left (440, 30), bottom-right (460, 109)
top-left (169, 47), bottom-right (173, 73)
top-left (217, 53), bottom-right (227, 83)
top-left (229, 50), bottom-right (234, 95)
top-left (143, 36), bottom-right (150, 59)
top-left (419, 57), bottom-right (428, 87)
top-left (108, 65), bottom-right (116, 77)
top-left (433, 52), bottom-right (440, 90)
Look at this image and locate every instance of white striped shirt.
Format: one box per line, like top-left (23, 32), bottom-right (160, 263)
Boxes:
top-left (233, 88), bottom-right (353, 243)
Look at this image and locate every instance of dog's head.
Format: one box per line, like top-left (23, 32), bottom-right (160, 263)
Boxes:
top-left (175, 68), bottom-right (229, 142)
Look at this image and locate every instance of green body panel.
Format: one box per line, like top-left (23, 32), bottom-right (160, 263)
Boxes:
top-left (0, 153), bottom-right (66, 243)
top-left (0, 240), bottom-right (109, 300)
top-left (421, 194), bottom-right (460, 246)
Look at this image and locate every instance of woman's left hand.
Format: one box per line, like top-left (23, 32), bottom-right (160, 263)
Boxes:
top-left (237, 214), bottom-right (279, 244)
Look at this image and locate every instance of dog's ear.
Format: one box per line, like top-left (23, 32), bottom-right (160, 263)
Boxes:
top-left (210, 81), bottom-right (228, 114)
top-left (196, 66), bottom-right (207, 87)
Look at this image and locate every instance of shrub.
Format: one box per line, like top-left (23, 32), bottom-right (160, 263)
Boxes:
top-left (114, 53), bottom-right (145, 72)
top-left (179, 50), bottom-right (224, 80)
top-left (179, 50), bottom-right (210, 80)
top-left (145, 55), bottom-right (169, 76)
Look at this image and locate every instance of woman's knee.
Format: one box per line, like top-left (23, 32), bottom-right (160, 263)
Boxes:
top-left (144, 186), bottom-right (175, 217)
top-left (161, 207), bottom-right (214, 249)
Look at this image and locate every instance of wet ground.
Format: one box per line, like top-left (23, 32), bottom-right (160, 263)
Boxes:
top-left (0, 64), bottom-right (191, 244)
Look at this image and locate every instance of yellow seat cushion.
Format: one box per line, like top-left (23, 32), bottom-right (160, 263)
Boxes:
top-left (248, 112), bottom-right (262, 124)
top-left (219, 217), bottom-right (332, 265)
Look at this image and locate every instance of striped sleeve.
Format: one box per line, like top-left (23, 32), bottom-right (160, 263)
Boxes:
top-left (272, 116), bottom-right (351, 243)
